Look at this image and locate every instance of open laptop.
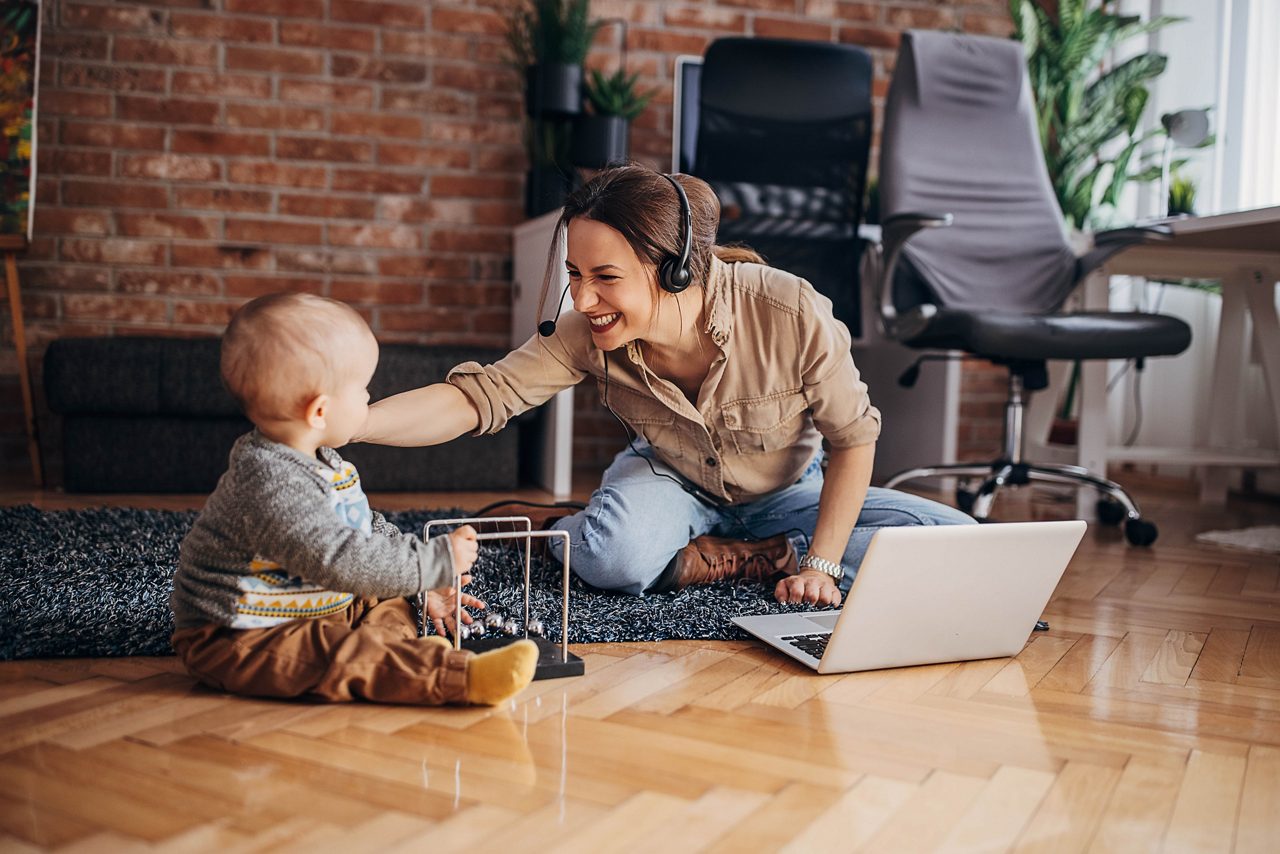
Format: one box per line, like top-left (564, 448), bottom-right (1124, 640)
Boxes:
top-left (732, 520), bottom-right (1086, 673)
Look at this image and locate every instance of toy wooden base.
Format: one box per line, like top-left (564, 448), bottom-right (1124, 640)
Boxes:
top-left (461, 635), bottom-right (585, 681)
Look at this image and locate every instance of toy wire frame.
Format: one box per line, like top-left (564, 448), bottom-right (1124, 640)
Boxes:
top-left (422, 517), bottom-right (572, 664)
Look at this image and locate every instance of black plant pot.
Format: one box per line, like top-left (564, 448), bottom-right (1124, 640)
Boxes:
top-left (525, 164), bottom-right (573, 218)
top-left (571, 114), bottom-right (630, 169)
top-left (526, 63), bottom-right (582, 117)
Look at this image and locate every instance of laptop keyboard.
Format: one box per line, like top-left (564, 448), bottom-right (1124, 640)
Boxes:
top-left (781, 632), bottom-right (831, 658)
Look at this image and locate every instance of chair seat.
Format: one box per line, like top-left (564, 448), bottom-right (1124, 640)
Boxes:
top-left (906, 310), bottom-right (1193, 361)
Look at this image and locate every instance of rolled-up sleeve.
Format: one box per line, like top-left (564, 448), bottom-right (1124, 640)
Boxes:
top-left (798, 286), bottom-right (881, 448)
top-left (446, 315), bottom-right (589, 435)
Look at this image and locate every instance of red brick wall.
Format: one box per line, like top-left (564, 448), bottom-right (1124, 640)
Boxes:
top-left (2, 0), bottom-right (1012, 482)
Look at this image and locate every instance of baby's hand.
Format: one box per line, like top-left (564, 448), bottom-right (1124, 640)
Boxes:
top-left (449, 524), bottom-right (478, 574)
top-left (426, 586), bottom-right (486, 639)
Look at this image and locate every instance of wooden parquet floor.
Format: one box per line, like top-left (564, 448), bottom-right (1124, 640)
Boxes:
top-left (2, 474), bottom-right (1279, 852)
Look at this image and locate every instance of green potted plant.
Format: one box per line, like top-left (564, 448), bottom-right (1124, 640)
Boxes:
top-left (1167, 172), bottom-right (1196, 216)
top-left (1010, 0), bottom-right (1185, 231)
top-left (508, 0), bottom-right (599, 117)
top-left (508, 0), bottom-right (600, 216)
top-left (572, 68), bottom-right (655, 168)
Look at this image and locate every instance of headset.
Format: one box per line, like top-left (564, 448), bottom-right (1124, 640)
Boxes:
top-left (539, 173), bottom-right (693, 338)
top-left (657, 173), bottom-right (694, 295)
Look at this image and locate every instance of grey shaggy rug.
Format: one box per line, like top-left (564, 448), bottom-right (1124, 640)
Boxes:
top-left (0, 505), bottom-right (815, 660)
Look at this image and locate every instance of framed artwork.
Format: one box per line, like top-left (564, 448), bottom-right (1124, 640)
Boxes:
top-left (2, 0), bottom-right (39, 242)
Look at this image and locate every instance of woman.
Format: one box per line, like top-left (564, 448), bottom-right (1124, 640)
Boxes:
top-left (356, 165), bottom-right (973, 606)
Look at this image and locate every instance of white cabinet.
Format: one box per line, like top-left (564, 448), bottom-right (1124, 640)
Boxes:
top-left (512, 210), bottom-right (575, 499)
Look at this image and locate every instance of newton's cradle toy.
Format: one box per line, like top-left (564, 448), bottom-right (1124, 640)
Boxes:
top-left (419, 516), bottom-right (585, 680)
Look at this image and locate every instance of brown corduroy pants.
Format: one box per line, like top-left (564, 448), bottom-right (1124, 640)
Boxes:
top-left (172, 597), bottom-right (471, 705)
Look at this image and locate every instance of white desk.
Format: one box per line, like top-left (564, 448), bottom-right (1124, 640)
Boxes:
top-left (1045, 206), bottom-right (1280, 508)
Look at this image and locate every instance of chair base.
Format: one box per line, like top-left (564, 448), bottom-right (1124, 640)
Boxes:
top-left (883, 371), bottom-right (1160, 546)
top-left (884, 460), bottom-right (1159, 546)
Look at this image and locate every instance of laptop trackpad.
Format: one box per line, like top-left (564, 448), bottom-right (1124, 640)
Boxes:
top-left (806, 613), bottom-right (840, 630)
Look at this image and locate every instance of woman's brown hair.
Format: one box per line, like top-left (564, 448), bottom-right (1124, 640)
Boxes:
top-left (536, 164), bottom-right (764, 323)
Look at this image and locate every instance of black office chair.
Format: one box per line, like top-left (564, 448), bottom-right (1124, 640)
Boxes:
top-left (691, 37), bottom-right (873, 337)
top-left (872, 30), bottom-right (1192, 546)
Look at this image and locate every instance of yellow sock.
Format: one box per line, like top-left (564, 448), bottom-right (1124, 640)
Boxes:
top-left (465, 639), bottom-right (539, 705)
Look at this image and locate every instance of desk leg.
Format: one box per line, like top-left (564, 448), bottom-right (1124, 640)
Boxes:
top-left (1242, 267), bottom-right (1280, 469)
top-left (1200, 273), bottom-right (1254, 503)
top-left (4, 251), bottom-right (41, 487)
top-left (1074, 269), bottom-right (1110, 519)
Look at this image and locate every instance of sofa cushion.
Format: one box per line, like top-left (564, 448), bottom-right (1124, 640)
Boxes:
top-left (44, 337), bottom-right (520, 493)
top-left (46, 337), bottom-right (241, 417)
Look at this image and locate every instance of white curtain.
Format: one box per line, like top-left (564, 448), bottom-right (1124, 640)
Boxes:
top-left (1236, 0), bottom-right (1280, 208)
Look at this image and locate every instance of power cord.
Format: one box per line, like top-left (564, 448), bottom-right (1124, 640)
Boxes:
top-left (1105, 279), bottom-right (1167, 447)
top-left (471, 498), bottom-right (586, 516)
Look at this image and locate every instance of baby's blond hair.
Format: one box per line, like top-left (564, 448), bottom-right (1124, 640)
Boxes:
top-left (221, 293), bottom-right (371, 423)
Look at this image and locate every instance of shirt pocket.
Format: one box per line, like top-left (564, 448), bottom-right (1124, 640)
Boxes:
top-left (599, 381), bottom-right (685, 459)
top-left (722, 390), bottom-right (809, 455)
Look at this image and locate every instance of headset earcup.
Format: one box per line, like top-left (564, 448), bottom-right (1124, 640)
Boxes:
top-left (659, 257), bottom-right (691, 293)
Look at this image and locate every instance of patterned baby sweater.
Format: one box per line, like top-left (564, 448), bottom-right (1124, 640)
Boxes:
top-left (171, 430), bottom-right (454, 630)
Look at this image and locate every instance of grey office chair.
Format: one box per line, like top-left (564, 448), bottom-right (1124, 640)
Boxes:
top-left (692, 37), bottom-right (873, 337)
top-left (872, 30), bottom-right (1192, 546)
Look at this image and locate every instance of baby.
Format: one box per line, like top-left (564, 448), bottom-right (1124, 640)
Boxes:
top-left (171, 292), bottom-right (537, 706)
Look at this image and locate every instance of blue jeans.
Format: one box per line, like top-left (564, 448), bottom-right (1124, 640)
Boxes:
top-left (548, 444), bottom-right (976, 596)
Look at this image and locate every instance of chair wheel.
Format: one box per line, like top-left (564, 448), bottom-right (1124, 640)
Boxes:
top-left (1096, 498), bottom-right (1126, 526)
top-left (955, 488), bottom-right (976, 514)
top-left (1124, 518), bottom-right (1158, 547)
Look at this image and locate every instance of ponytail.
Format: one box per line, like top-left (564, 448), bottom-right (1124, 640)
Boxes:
top-left (712, 244), bottom-right (765, 266)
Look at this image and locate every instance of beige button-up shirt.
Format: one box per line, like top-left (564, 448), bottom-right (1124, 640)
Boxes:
top-left (447, 256), bottom-right (881, 504)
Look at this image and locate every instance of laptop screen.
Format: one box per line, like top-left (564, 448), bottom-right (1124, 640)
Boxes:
top-left (671, 55), bottom-right (702, 174)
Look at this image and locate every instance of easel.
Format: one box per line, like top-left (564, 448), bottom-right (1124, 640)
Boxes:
top-left (2, 233), bottom-right (41, 486)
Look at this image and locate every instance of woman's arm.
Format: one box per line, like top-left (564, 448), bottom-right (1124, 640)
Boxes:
top-left (357, 326), bottom-right (590, 448)
top-left (775, 442), bottom-right (875, 606)
top-left (355, 382), bottom-right (480, 447)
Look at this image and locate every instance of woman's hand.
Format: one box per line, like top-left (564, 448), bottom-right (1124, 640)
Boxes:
top-left (774, 569), bottom-right (843, 606)
top-left (426, 582), bottom-right (486, 638)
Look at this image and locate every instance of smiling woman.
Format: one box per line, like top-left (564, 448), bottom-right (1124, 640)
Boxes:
top-left (355, 164), bottom-right (975, 605)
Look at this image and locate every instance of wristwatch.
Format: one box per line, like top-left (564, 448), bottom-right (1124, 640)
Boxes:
top-left (798, 553), bottom-right (845, 581)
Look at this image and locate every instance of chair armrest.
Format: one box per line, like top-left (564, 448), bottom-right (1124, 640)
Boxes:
top-left (1076, 224), bottom-right (1173, 278)
top-left (874, 212), bottom-right (953, 338)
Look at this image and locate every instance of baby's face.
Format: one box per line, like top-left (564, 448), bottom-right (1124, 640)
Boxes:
top-left (321, 329), bottom-right (378, 448)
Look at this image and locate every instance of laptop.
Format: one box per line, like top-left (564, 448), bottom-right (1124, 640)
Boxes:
top-left (732, 520), bottom-right (1086, 674)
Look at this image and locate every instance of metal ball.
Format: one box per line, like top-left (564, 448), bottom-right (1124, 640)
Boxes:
top-left (468, 621), bottom-right (486, 639)
top-left (502, 618), bottom-right (520, 636)
top-left (484, 613), bottom-right (504, 630)
top-left (457, 624), bottom-right (471, 641)
top-left (526, 618), bottom-right (545, 637)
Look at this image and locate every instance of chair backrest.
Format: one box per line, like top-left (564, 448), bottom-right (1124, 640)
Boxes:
top-left (693, 37), bottom-right (873, 337)
top-left (880, 30), bottom-right (1078, 315)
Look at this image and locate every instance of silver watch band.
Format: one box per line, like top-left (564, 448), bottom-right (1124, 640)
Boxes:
top-left (798, 553), bottom-right (845, 580)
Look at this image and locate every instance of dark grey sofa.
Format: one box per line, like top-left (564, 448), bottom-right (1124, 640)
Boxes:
top-left (43, 337), bottom-right (520, 493)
